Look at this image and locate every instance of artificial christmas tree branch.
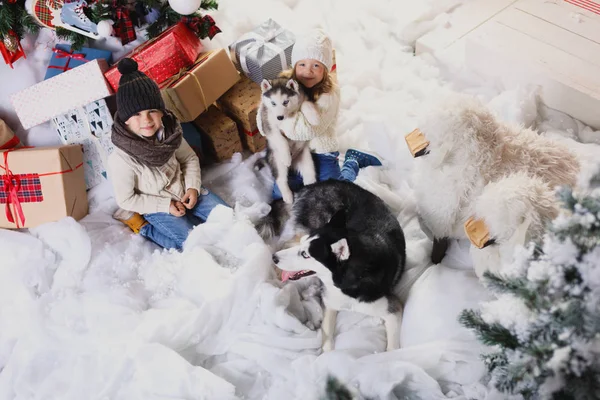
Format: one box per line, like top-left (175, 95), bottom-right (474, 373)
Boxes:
top-left (460, 181), bottom-right (600, 400)
top-left (0, 1), bottom-right (39, 40)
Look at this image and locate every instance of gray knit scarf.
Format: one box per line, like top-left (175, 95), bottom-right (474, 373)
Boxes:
top-left (111, 110), bottom-right (182, 167)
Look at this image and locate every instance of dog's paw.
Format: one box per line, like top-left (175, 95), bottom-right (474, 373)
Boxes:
top-left (322, 339), bottom-right (334, 352)
top-left (282, 190), bottom-right (294, 204)
top-left (303, 176), bottom-right (317, 185)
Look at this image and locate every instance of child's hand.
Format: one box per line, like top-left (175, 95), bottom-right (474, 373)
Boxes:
top-left (181, 188), bottom-right (199, 209)
top-left (169, 200), bottom-right (186, 217)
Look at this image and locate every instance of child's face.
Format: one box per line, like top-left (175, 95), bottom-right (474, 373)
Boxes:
top-left (294, 59), bottom-right (326, 88)
top-left (125, 109), bottom-right (164, 137)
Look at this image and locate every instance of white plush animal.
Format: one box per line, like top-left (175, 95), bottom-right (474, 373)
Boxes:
top-left (468, 172), bottom-right (560, 279)
top-left (411, 94), bottom-right (579, 264)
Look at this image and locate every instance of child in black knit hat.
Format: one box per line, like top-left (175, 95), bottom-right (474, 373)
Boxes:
top-left (109, 58), bottom-right (229, 250)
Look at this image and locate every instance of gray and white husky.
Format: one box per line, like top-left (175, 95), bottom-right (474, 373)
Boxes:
top-left (257, 78), bottom-right (320, 203)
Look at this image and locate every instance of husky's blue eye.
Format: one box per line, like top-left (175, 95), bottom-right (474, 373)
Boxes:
top-left (301, 251), bottom-right (310, 259)
top-left (283, 100), bottom-right (289, 106)
top-left (271, 101), bottom-right (276, 106)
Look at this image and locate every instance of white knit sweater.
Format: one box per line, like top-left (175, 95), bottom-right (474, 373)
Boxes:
top-left (279, 85), bottom-right (340, 153)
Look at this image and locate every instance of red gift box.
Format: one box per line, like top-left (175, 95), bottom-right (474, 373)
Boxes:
top-left (104, 22), bottom-right (203, 91)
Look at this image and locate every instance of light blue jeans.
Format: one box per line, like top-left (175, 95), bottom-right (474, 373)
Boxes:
top-left (139, 187), bottom-right (229, 250)
top-left (272, 152), bottom-right (360, 201)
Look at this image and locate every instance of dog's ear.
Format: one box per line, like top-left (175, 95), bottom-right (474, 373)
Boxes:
top-left (328, 209), bottom-right (347, 230)
top-left (261, 79), bottom-right (272, 93)
top-left (331, 238), bottom-right (350, 261)
top-left (286, 79), bottom-right (299, 92)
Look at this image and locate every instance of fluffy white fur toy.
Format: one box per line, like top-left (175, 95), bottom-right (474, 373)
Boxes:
top-left (412, 94), bottom-right (579, 264)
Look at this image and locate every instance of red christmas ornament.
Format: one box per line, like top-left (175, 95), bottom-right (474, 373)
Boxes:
top-left (1, 30), bottom-right (26, 69)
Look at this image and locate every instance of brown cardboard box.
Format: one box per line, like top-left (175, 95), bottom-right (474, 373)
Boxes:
top-left (161, 49), bottom-right (241, 122)
top-left (0, 119), bottom-right (21, 150)
top-left (0, 145), bottom-right (88, 229)
top-left (193, 106), bottom-right (243, 163)
top-left (217, 76), bottom-right (267, 153)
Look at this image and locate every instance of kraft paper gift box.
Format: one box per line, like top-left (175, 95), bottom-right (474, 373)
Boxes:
top-left (45, 44), bottom-right (113, 80)
top-left (217, 76), bottom-right (267, 153)
top-left (193, 106), bottom-right (242, 163)
top-left (104, 22), bottom-right (203, 92)
top-left (0, 145), bottom-right (88, 229)
top-left (160, 49), bottom-right (240, 122)
top-left (10, 59), bottom-right (113, 130)
top-left (229, 19), bottom-right (295, 83)
top-left (52, 99), bottom-right (115, 190)
top-left (0, 119), bottom-right (22, 150)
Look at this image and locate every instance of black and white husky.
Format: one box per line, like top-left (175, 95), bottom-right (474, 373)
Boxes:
top-left (257, 180), bottom-right (406, 351)
top-left (257, 78), bottom-right (320, 204)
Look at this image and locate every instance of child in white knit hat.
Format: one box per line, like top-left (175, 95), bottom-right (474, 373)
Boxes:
top-left (274, 29), bottom-right (381, 200)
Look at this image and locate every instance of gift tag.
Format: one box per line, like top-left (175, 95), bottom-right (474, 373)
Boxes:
top-left (464, 217), bottom-right (493, 249)
top-left (405, 128), bottom-right (430, 158)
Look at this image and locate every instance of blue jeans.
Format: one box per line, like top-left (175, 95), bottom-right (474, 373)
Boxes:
top-left (139, 187), bottom-right (229, 250)
top-left (272, 152), bottom-right (360, 200)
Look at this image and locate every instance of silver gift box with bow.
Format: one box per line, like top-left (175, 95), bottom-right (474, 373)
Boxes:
top-left (229, 19), bottom-right (295, 84)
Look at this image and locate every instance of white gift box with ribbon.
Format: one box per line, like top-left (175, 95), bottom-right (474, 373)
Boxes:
top-left (229, 19), bottom-right (295, 84)
top-left (52, 99), bottom-right (115, 190)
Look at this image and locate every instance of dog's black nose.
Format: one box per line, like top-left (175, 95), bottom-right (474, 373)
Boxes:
top-left (277, 116), bottom-right (284, 121)
top-left (272, 254), bottom-right (279, 264)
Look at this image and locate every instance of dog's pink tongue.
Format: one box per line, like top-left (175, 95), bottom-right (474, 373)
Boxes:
top-left (281, 271), bottom-right (294, 282)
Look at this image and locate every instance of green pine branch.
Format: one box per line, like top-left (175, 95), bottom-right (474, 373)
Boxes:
top-left (201, 0), bottom-right (219, 10)
top-left (459, 309), bottom-right (520, 349)
top-left (0, 3), bottom-right (39, 40)
top-left (56, 27), bottom-right (88, 51)
top-left (321, 376), bottom-right (354, 400)
top-left (482, 272), bottom-right (545, 311)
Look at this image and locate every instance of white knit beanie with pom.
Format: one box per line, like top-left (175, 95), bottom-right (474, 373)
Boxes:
top-left (291, 29), bottom-right (334, 71)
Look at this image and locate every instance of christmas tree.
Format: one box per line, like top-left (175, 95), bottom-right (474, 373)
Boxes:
top-left (460, 183), bottom-right (600, 399)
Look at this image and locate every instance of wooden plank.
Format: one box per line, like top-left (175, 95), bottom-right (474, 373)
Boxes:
top-left (415, 0), bottom-right (519, 54)
top-left (465, 20), bottom-right (600, 129)
top-left (516, 0), bottom-right (600, 43)
top-left (495, 7), bottom-right (600, 67)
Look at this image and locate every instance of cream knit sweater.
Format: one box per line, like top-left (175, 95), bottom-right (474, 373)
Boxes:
top-left (279, 85), bottom-right (340, 153)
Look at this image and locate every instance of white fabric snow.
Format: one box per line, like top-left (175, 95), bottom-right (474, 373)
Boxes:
top-left (1, 0), bottom-right (600, 398)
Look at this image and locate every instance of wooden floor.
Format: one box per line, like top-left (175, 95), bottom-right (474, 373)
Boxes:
top-left (416, 0), bottom-right (600, 130)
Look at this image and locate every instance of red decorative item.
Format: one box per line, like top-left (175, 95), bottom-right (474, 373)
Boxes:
top-left (104, 22), bottom-right (203, 91)
top-left (32, 0), bottom-right (63, 29)
top-left (0, 31), bottom-right (26, 69)
top-left (180, 14), bottom-right (221, 39)
top-left (112, 1), bottom-right (136, 45)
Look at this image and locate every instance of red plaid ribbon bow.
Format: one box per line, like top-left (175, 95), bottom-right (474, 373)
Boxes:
top-left (48, 47), bottom-right (89, 73)
top-left (1, 150), bottom-right (27, 228)
top-left (180, 15), bottom-right (221, 39)
top-left (112, 1), bottom-right (137, 45)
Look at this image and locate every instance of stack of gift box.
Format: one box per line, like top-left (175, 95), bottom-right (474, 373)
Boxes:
top-left (3, 19), bottom-right (337, 230)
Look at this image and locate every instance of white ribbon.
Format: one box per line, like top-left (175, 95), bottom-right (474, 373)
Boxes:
top-left (232, 26), bottom-right (288, 78)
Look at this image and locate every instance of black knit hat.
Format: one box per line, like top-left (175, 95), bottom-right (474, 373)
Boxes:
top-left (116, 58), bottom-right (165, 121)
